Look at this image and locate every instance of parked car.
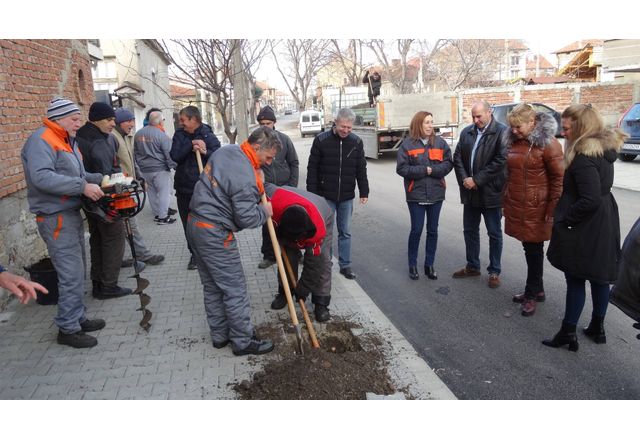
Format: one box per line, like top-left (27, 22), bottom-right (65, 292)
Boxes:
top-left (618, 102), bottom-right (640, 162)
top-left (284, 109), bottom-right (292, 115)
top-left (299, 110), bottom-right (323, 138)
top-left (492, 102), bottom-right (563, 137)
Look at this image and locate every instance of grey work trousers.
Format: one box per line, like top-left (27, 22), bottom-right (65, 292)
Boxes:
top-left (87, 216), bottom-right (125, 287)
top-left (36, 210), bottom-right (88, 333)
top-left (186, 214), bottom-right (254, 350)
top-left (141, 170), bottom-right (172, 218)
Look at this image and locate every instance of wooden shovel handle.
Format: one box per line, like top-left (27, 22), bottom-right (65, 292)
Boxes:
top-left (281, 248), bottom-right (320, 349)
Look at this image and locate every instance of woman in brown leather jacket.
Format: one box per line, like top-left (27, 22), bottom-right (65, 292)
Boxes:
top-left (503, 104), bottom-right (564, 316)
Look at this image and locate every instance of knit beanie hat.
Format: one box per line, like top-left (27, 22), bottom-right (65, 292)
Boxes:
top-left (115, 108), bottom-right (135, 124)
top-left (47, 98), bottom-right (80, 121)
top-left (257, 106), bottom-right (277, 123)
top-left (88, 102), bottom-right (116, 122)
top-left (279, 205), bottom-right (315, 241)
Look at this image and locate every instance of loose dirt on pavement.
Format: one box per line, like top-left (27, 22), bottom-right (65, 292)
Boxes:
top-left (233, 318), bottom-right (399, 400)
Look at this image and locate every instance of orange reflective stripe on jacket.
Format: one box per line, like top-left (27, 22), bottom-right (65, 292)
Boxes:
top-left (428, 149), bottom-right (444, 161)
top-left (407, 148), bottom-right (425, 157)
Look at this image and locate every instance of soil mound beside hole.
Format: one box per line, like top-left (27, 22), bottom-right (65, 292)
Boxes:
top-left (233, 319), bottom-right (397, 399)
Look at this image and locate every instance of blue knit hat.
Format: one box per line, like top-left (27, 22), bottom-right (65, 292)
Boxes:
top-left (115, 108), bottom-right (135, 124)
top-left (47, 98), bottom-right (80, 121)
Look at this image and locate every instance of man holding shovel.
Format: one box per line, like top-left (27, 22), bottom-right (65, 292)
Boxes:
top-left (265, 185), bottom-right (334, 322)
top-left (171, 106), bottom-right (221, 270)
top-left (187, 127), bottom-right (279, 356)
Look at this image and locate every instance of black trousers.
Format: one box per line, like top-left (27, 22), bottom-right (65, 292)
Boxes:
top-left (260, 223), bottom-right (275, 260)
top-left (87, 216), bottom-right (125, 287)
top-left (523, 241), bottom-right (544, 296)
top-left (176, 191), bottom-right (193, 255)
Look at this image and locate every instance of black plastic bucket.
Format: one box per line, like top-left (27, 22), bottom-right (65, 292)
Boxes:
top-left (24, 258), bottom-right (59, 305)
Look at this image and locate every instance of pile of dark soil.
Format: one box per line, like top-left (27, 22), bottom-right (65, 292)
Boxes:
top-left (233, 320), bottom-right (397, 400)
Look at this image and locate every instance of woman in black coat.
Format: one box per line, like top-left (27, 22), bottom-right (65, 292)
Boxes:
top-left (543, 104), bottom-right (627, 352)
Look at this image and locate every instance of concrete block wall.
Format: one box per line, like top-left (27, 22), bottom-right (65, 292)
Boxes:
top-left (0, 39), bottom-right (95, 308)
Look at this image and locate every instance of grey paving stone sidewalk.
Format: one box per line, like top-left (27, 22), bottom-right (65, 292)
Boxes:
top-left (0, 203), bottom-right (454, 400)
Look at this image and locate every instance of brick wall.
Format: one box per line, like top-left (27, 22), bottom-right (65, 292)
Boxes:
top-left (0, 39), bottom-right (95, 198)
top-left (458, 82), bottom-right (640, 127)
top-left (0, 39), bottom-right (94, 307)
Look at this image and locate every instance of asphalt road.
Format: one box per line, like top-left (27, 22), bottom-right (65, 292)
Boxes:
top-left (275, 113), bottom-right (640, 399)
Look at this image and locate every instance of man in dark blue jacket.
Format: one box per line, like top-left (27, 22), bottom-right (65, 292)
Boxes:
top-left (170, 105), bottom-right (221, 270)
top-left (307, 108), bottom-right (369, 280)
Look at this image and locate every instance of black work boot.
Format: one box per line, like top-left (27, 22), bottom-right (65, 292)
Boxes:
top-left (270, 294), bottom-right (287, 310)
top-left (80, 319), bottom-right (106, 332)
top-left (542, 322), bottom-right (579, 352)
top-left (314, 304), bottom-right (331, 322)
top-left (583, 315), bottom-right (606, 344)
top-left (57, 330), bottom-right (98, 349)
top-left (232, 336), bottom-right (274, 356)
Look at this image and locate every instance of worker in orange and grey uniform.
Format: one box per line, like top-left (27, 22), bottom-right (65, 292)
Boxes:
top-left (265, 184), bottom-right (334, 322)
top-left (187, 127), bottom-right (280, 356)
top-left (21, 98), bottom-right (106, 349)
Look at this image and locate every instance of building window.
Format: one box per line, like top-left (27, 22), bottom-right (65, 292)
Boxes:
top-left (510, 55), bottom-right (520, 67)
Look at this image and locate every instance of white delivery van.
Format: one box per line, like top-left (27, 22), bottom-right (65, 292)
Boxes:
top-left (299, 110), bottom-right (323, 138)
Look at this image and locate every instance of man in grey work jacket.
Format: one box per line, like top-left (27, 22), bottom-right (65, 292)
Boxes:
top-left (187, 127), bottom-right (280, 356)
top-left (134, 110), bottom-right (176, 224)
top-left (21, 98), bottom-right (106, 349)
top-left (255, 105), bottom-right (299, 270)
top-left (452, 101), bottom-right (507, 289)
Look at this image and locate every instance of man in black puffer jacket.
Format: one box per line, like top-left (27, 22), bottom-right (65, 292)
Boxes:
top-left (170, 105), bottom-right (221, 270)
top-left (307, 108), bottom-right (369, 280)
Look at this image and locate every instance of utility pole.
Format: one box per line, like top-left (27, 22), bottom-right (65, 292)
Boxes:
top-left (232, 39), bottom-right (249, 142)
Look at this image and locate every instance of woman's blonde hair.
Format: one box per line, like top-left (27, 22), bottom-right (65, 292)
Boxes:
top-left (561, 104), bottom-right (604, 147)
top-left (507, 103), bottom-right (536, 127)
top-left (409, 111), bottom-right (435, 144)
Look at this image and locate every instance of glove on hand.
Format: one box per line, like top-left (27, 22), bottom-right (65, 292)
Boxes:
top-left (293, 285), bottom-right (310, 302)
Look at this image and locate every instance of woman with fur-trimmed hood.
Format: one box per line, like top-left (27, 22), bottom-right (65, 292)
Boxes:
top-left (503, 104), bottom-right (564, 317)
top-left (543, 104), bottom-right (627, 352)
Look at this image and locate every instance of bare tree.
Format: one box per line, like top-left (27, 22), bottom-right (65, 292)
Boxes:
top-left (160, 39), bottom-right (267, 144)
top-left (327, 39), bottom-right (366, 87)
top-left (270, 39), bottom-right (332, 111)
top-left (426, 39), bottom-right (505, 90)
top-left (362, 39), bottom-right (419, 94)
top-left (243, 40), bottom-right (271, 121)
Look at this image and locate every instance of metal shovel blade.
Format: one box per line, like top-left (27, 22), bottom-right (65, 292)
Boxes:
top-left (294, 324), bottom-right (304, 356)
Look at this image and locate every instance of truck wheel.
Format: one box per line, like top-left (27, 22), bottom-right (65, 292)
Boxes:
top-left (620, 153), bottom-right (637, 162)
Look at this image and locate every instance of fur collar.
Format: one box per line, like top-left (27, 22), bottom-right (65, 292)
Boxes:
top-left (565, 128), bottom-right (626, 167)
top-left (505, 112), bottom-right (557, 149)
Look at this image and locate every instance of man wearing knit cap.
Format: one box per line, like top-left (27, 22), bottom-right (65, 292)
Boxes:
top-left (77, 102), bottom-right (132, 301)
top-left (21, 98), bottom-right (107, 348)
top-left (112, 108), bottom-right (165, 269)
top-left (255, 105), bottom-right (299, 270)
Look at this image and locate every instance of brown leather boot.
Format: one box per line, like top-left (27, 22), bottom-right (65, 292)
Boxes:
top-left (521, 298), bottom-right (537, 316)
